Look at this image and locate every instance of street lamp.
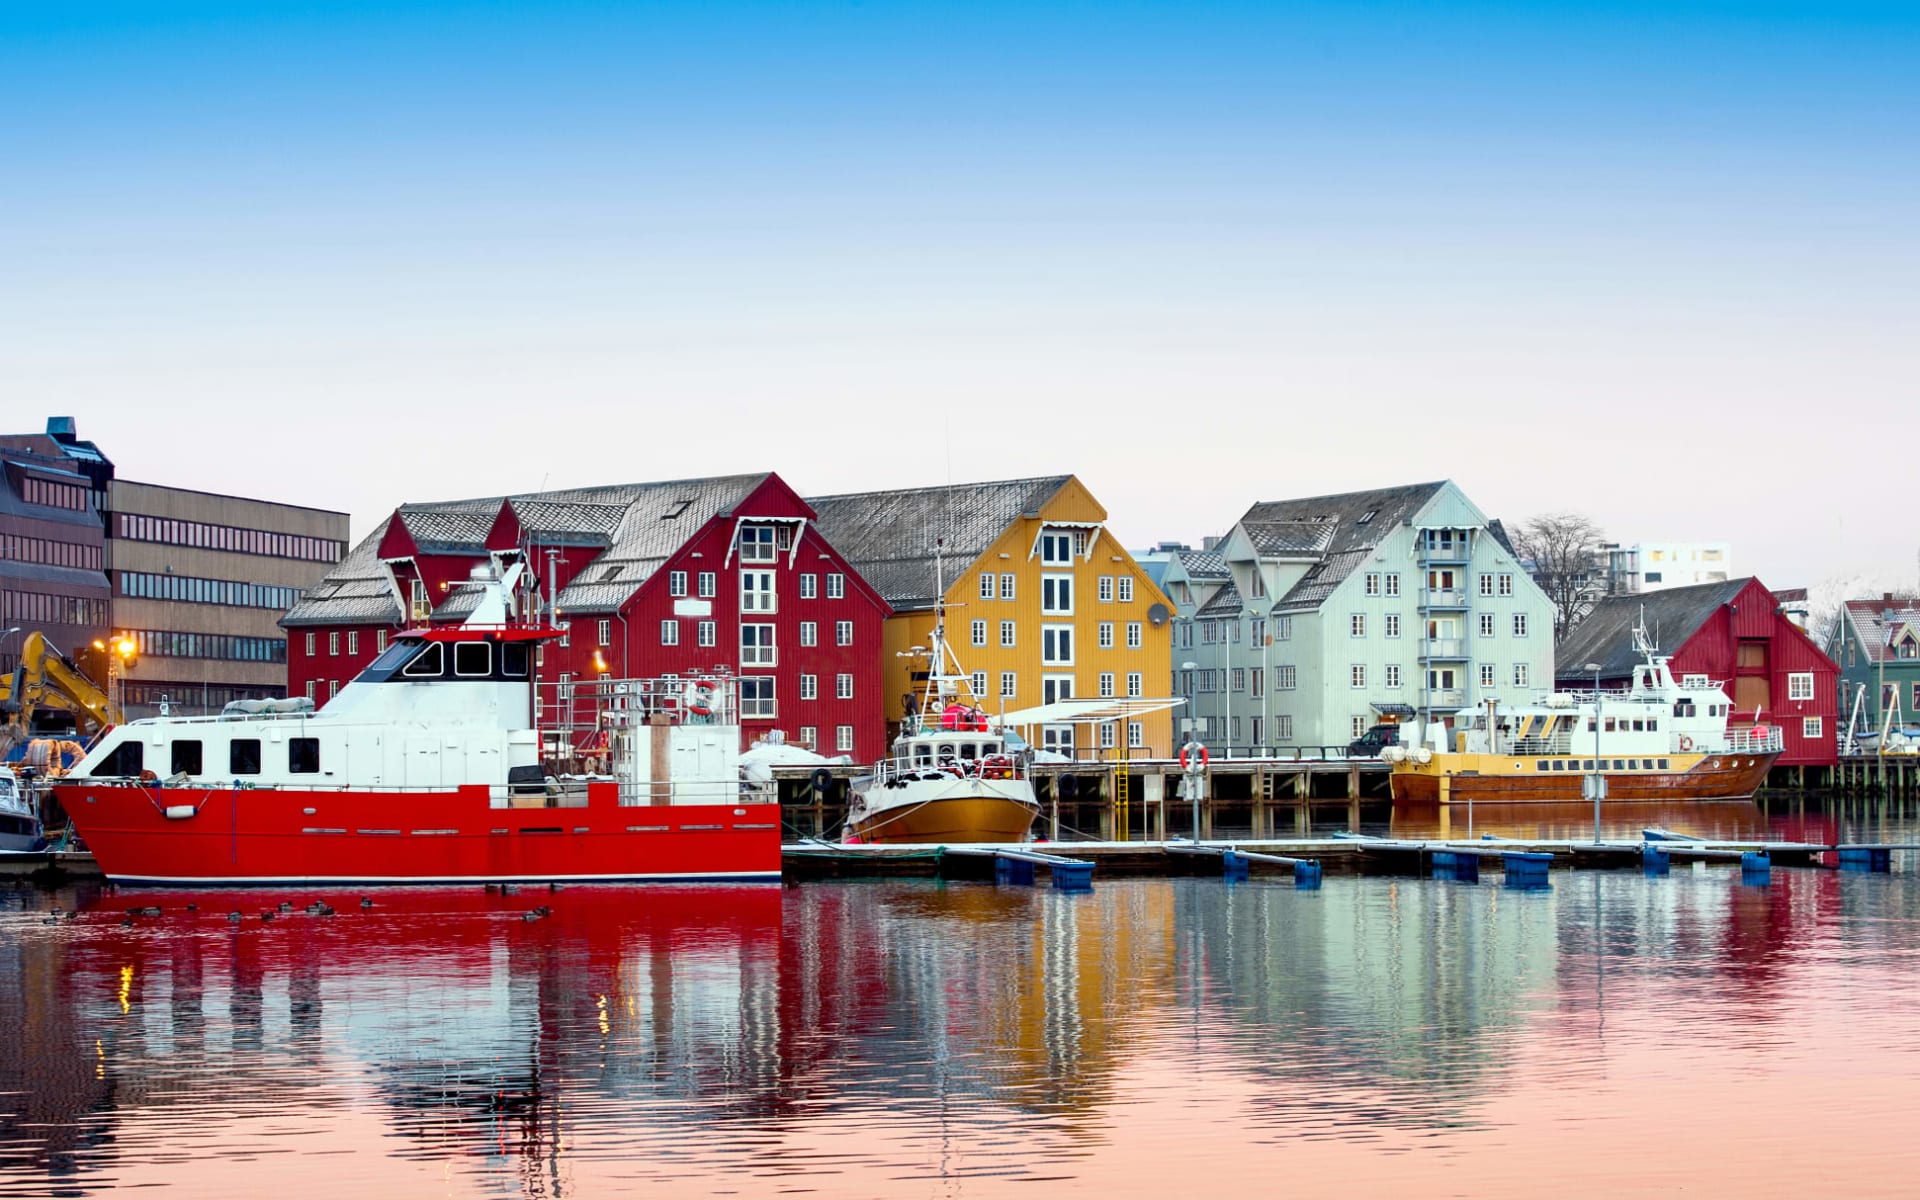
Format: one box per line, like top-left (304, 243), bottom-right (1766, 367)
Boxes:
top-left (1585, 661), bottom-right (1604, 843)
top-left (1179, 661), bottom-right (1202, 841)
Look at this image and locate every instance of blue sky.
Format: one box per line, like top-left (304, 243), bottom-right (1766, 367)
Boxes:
top-left (3, 1), bottom-right (1915, 586)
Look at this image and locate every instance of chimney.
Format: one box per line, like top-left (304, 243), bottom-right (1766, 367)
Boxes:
top-left (45, 416), bottom-right (76, 442)
top-left (1202, 535), bottom-right (1222, 551)
top-left (1886, 593), bottom-right (1896, 604)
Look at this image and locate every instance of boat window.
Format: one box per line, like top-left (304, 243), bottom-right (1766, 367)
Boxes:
top-left (1631, 720), bottom-right (1644, 732)
top-left (1587, 718), bottom-right (1596, 732)
top-left (364, 640), bottom-right (416, 674)
top-left (938, 744), bottom-right (956, 760)
top-left (1604, 718), bottom-right (1617, 732)
top-left (91, 740), bottom-right (143, 777)
top-left (959, 743), bottom-right (979, 760)
top-left (1535, 761), bottom-right (1549, 772)
top-left (454, 641), bottom-right (490, 677)
top-left (501, 642), bottom-right (530, 677)
top-left (230, 739), bottom-right (262, 775)
top-left (1648, 719), bottom-right (1658, 731)
top-left (1613, 759), bottom-right (1625, 770)
top-left (403, 643), bottom-right (445, 678)
top-left (289, 737), bottom-right (321, 775)
top-left (1658, 758), bottom-right (1670, 770)
top-left (1583, 760), bottom-right (1595, 771)
top-left (913, 744), bottom-right (933, 766)
top-left (170, 740), bottom-right (203, 776)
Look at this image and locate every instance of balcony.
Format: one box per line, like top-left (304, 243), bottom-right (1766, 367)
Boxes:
top-left (1419, 538), bottom-right (1472, 565)
top-left (1419, 638), bottom-right (1468, 660)
top-left (1420, 588), bottom-right (1468, 610)
top-left (1425, 689), bottom-right (1465, 709)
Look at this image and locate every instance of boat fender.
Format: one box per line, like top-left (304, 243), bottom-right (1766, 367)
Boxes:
top-left (162, 804), bottom-right (198, 820)
top-left (1059, 774), bottom-right (1079, 800)
top-left (810, 767), bottom-right (834, 795)
top-left (1679, 736), bottom-right (1694, 752)
top-left (1412, 747), bottom-right (1433, 765)
top-left (1179, 744), bottom-right (1209, 771)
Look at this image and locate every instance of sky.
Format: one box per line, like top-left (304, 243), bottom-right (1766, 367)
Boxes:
top-left (3, 1), bottom-right (1915, 588)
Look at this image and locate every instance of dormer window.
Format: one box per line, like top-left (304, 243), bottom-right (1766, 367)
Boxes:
top-left (1040, 531), bottom-right (1074, 565)
top-left (738, 524), bottom-right (778, 563)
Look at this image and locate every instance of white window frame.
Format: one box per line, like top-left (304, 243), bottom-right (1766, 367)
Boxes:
top-left (799, 674), bottom-right (818, 700)
top-left (1099, 672), bottom-right (1115, 698)
top-left (1513, 662), bottom-right (1530, 687)
top-left (971, 619), bottom-right (987, 647)
top-left (1365, 572), bottom-right (1381, 596)
top-left (835, 673), bottom-right (853, 700)
top-left (836, 725), bottom-right (854, 753)
top-left (971, 670), bottom-right (988, 698)
top-left (738, 525), bottom-right (778, 564)
top-left (698, 571), bottom-right (717, 598)
top-left (1001, 621), bottom-right (1016, 648)
top-left (826, 573), bottom-right (845, 599)
top-left (799, 573), bottom-right (818, 600)
top-left (597, 619), bottom-right (611, 647)
top-left (1098, 575), bottom-right (1114, 603)
top-left (1126, 621), bottom-right (1142, 649)
top-left (1384, 613), bottom-right (1401, 638)
top-left (1039, 530), bottom-right (1074, 565)
top-left (1479, 663), bottom-right (1496, 687)
top-left (741, 623), bottom-right (777, 667)
top-left (669, 570), bottom-right (689, 597)
top-left (1000, 573), bottom-right (1016, 600)
top-left (1480, 613), bottom-right (1496, 637)
top-left (1499, 573), bottom-right (1514, 597)
top-left (741, 569), bottom-right (777, 614)
top-left (1128, 720), bottom-right (1144, 748)
top-left (1042, 624), bottom-right (1074, 666)
top-left (1351, 664), bottom-right (1366, 689)
top-left (980, 572), bottom-right (994, 600)
top-left (1384, 573), bottom-right (1400, 597)
top-left (1385, 664), bottom-right (1402, 689)
top-left (1513, 613), bottom-right (1529, 638)
top-left (1098, 621), bottom-right (1114, 649)
top-left (739, 678), bottom-right (776, 719)
top-left (1117, 576), bottom-right (1134, 603)
top-left (1277, 666), bottom-right (1296, 690)
top-left (1042, 574), bottom-right (1074, 615)
top-left (698, 619), bottom-right (716, 647)
top-left (1802, 716), bottom-right (1822, 739)
top-left (799, 620), bottom-right (818, 647)
top-left (1478, 573), bottom-right (1495, 597)
top-left (798, 725), bottom-right (817, 748)
top-left (1000, 671), bottom-right (1017, 699)
top-left (1276, 715), bottom-right (1292, 741)
top-left (1787, 672), bottom-right (1814, 702)
top-left (836, 619), bottom-right (854, 646)
top-left (660, 619), bottom-right (679, 646)
top-left (328, 631), bottom-right (339, 656)
top-left (1351, 613), bottom-right (1366, 637)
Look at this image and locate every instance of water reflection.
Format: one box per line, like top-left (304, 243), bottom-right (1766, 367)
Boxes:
top-left (2, 806), bottom-right (1920, 1196)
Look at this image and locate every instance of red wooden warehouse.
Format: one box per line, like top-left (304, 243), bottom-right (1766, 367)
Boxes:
top-left (281, 473), bottom-right (892, 760)
top-left (1557, 577), bottom-right (1838, 770)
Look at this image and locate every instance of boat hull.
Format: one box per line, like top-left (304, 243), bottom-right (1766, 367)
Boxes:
top-left (1391, 752), bottom-right (1779, 806)
top-left (52, 780), bottom-right (781, 885)
top-left (850, 778), bottom-right (1039, 845)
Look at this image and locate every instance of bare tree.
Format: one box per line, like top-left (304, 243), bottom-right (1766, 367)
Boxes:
top-left (1511, 513), bottom-right (1607, 640)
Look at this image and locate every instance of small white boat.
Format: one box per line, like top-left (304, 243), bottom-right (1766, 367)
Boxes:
top-left (0, 770), bottom-right (44, 852)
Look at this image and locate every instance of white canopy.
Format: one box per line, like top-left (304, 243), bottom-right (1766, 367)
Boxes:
top-left (990, 697), bottom-right (1185, 728)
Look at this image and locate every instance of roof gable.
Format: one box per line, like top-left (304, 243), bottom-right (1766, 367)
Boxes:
top-left (1234, 481), bottom-right (1450, 613)
top-left (1555, 577), bottom-right (1751, 678)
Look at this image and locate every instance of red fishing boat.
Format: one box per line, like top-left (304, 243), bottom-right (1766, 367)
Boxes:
top-left (53, 564), bottom-right (781, 886)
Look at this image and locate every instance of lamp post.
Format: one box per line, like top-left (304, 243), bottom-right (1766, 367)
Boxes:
top-left (1180, 660), bottom-right (1202, 840)
top-left (1586, 661), bottom-right (1604, 843)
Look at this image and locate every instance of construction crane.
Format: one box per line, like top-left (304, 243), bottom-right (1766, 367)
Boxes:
top-left (0, 632), bottom-right (124, 767)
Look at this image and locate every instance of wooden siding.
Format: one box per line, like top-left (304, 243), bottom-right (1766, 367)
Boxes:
top-left (1668, 577), bottom-right (1839, 767)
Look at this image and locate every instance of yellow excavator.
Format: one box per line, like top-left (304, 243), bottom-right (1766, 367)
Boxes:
top-left (0, 632), bottom-right (120, 774)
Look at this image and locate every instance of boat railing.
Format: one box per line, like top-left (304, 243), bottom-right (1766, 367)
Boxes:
top-left (874, 751), bottom-right (1027, 785)
top-left (537, 674), bottom-right (739, 736)
top-left (1678, 677), bottom-right (1729, 692)
top-left (1725, 725), bottom-right (1786, 754)
top-left (1511, 734), bottom-right (1574, 755)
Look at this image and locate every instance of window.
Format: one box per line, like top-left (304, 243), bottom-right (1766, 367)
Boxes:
top-left (1042, 575), bottom-right (1073, 615)
top-left (454, 642), bottom-right (490, 677)
top-left (1000, 671), bottom-right (1017, 699)
top-left (1353, 717), bottom-right (1369, 739)
top-left (660, 619), bottom-right (680, 646)
top-left (1099, 672), bottom-right (1115, 698)
top-left (1099, 722), bottom-right (1117, 749)
top-left (329, 679), bottom-right (341, 698)
top-left (1479, 663), bottom-right (1496, 687)
top-left (1098, 622), bottom-right (1114, 649)
top-left (1230, 667), bottom-right (1246, 692)
top-left (739, 679), bottom-right (776, 718)
top-left (1277, 666), bottom-right (1296, 690)
top-left (289, 737), bottom-right (321, 774)
top-left (1478, 573), bottom-right (1495, 597)
top-left (1275, 616), bottom-right (1292, 640)
top-left (1513, 613), bottom-right (1529, 637)
top-left (1276, 715), bottom-right (1293, 741)
top-left (1039, 530), bottom-right (1075, 564)
top-left (971, 670), bottom-right (988, 698)
top-left (1385, 664), bottom-right (1402, 688)
top-left (1499, 574), bottom-right (1514, 596)
top-left (1385, 574), bottom-right (1400, 597)
top-left (669, 570), bottom-right (689, 597)
top-left (799, 573), bottom-right (818, 600)
top-left (741, 570), bottom-right (776, 613)
top-left (1001, 621), bottom-right (1016, 648)
top-left (1042, 625), bottom-right (1073, 665)
top-left (1000, 573), bottom-right (1016, 600)
top-left (230, 739), bottom-right (262, 775)
top-left (404, 643), bottom-right (444, 677)
top-left (1787, 672), bottom-right (1814, 701)
top-left (836, 725), bottom-right (854, 753)
top-left (328, 631), bottom-right (340, 656)
top-left (972, 619), bottom-right (988, 647)
top-left (836, 620), bottom-right (854, 646)
top-left (800, 621), bottom-right (818, 647)
top-left (1351, 665), bottom-right (1366, 689)
top-left (1803, 716), bottom-right (1823, 739)
top-left (597, 619), bottom-right (611, 647)
top-left (377, 630), bottom-right (388, 652)
top-left (1099, 576), bottom-right (1115, 602)
top-left (1683, 673), bottom-right (1710, 687)
top-left (1117, 576), bottom-right (1134, 603)
top-left (1129, 720), bottom-right (1144, 748)
top-left (798, 726), bottom-right (817, 748)
top-left (738, 525), bottom-right (777, 563)
top-left (1479, 613), bottom-right (1496, 637)
top-left (826, 573), bottom-right (846, 599)
top-left (799, 674), bottom-right (818, 700)
top-left (698, 619), bottom-right (715, 647)
top-left (1351, 614), bottom-right (1366, 637)
top-left (1365, 572), bottom-right (1381, 596)
top-left (1126, 621), bottom-right (1142, 649)
top-left (305, 680), bottom-right (317, 701)
top-left (836, 673), bottom-right (853, 699)
top-left (978, 572), bottom-right (995, 600)
top-left (1127, 672), bottom-right (1143, 698)
top-left (347, 631), bottom-right (359, 656)
top-left (1513, 663), bottom-right (1530, 687)
top-left (698, 572), bottom-right (716, 598)
top-left (170, 740), bottom-right (203, 776)
top-left (741, 624), bottom-right (776, 666)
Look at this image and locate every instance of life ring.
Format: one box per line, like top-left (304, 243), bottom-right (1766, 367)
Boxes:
top-left (810, 767), bottom-right (834, 795)
top-left (1678, 736), bottom-right (1694, 752)
top-left (683, 678), bottom-right (717, 717)
top-left (1179, 744), bottom-right (1210, 771)
top-left (1750, 725), bottom-right (1772, 741)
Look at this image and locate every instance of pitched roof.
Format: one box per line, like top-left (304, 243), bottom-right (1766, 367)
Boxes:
top-left (806, 476), bottom-right (1073, 610)
top-left (1196, 581), bottom-right (1244, 618)
top-left (1175, 547), bottom-right (1230, 580)
top-left (1842, 598), bottom-right (1920, 664)
top-left (1555, 578), bottom-right (1751, 679)
top-left (283, 473), bottom-right (772, 625)
top-left (1238, 482), bottom-right (1447, 614)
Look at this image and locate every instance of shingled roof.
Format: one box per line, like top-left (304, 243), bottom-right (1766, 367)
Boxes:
top-left (1554, 578), bottom-right (1750, 680)
top-left (1240, 482), bottom-right (1448, 614)
top-left (282, 473), bottom-right (772, 626)
top-left (1840, 598), bottom-right (1920, 665)
top-left (807, 476), bottom-right (1073, 611)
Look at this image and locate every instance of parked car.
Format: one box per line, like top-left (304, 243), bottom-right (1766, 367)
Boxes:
top-left (1347, 723), bottom-right (1403, 758)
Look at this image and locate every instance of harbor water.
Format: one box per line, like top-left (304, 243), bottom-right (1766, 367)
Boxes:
top-left (4, 802), bottom-right (1920, 1197)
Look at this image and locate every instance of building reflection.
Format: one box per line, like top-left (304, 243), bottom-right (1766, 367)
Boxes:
top-left (2, 843), bottom-right (1915, 1195)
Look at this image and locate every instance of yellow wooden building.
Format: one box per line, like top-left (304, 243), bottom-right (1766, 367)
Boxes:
top-left (809, 475), bottom-right (1176, 758)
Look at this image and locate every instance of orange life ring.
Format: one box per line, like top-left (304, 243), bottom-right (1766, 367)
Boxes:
top-left (683, 678), bottom-right (717, 717)
top-left (1750, 725), bottom-right (1772, 742)
top-left (1678, 736), bottom-right (1694, 752)
top-left (1179, 744), bottom-right (1209, 771)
